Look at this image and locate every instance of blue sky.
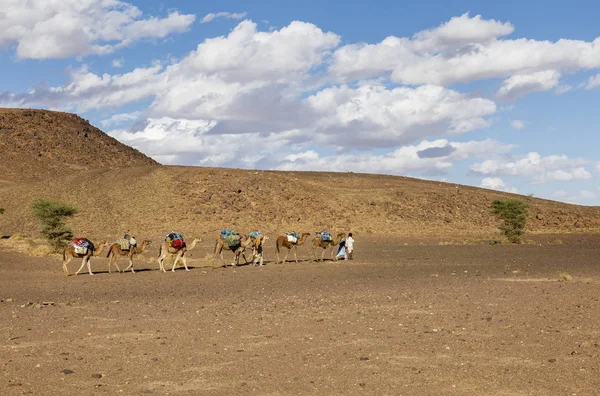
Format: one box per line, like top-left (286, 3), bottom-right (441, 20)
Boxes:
top-left (2, 0), bottom-right (600, 205)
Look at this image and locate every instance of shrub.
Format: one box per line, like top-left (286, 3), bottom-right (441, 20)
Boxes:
top-left (31, 199), bottom-right (78, 251)
top-left (0, 207), bottom-right (4, 214)
top-left (490, 199), bottom-right (529, 244)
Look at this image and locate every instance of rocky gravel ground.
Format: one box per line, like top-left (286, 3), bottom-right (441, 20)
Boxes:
top-left (1, 236), bottom-right (600, 395)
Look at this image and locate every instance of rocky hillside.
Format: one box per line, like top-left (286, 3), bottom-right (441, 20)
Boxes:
top-left (1, 108), bottom-right (599, 241)
top-left (1, 165), bottom-right (600, 241)
top-left (0, 108), bottom-right (158, 184)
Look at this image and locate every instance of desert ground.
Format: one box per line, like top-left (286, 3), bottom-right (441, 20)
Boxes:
top-left (2, 234), bottom-right (600, 395)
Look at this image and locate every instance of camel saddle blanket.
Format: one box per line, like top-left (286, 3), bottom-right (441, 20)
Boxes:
top-left (320, 232), bottom-right (332, 242)
top-left (75, 246), bottom-right (88, 255)
top-left (118, 238), bottom-right (131, 251)
top-left (72, 238), bottom-right (89, 247)
top-left (286, 234), bottom-right (298, 244)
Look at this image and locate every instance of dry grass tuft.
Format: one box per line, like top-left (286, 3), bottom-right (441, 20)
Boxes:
top-left (30, 245), bottom-right (55, 257)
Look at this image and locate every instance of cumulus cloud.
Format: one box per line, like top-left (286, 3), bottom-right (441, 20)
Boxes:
top-left (1, 20), bottom-right (498, 153)
top-left (329, 13), bottom-right (600, 88)
top-left (552, 190), bottom-right (597, 204)
top-left (108, 115), bottom-right (513, 175)
top-left (510, 120), bottom-right (525, 129)
top-left (472, 152), bottom-right (592, 184)
top-left (585, 74), bottom-right (600, 90)
top-left (0, 0), bottom-right (195, 59)
top-left (496, 70), bottom-right (561, 100)
top-left (201, 12), bottom-right (247, 24)
top-left (306, 82), bottom-right (496, 148)
top-left (533, 167), bottom-right (592, 183)
top-left (112, 58), bottom-right (124, 68)
top-left (479, 177), bottom-right (518, 193)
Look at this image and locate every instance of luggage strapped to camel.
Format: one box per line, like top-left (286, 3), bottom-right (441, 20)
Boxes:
top-left (285, 231), bottom-right (298, 244)
top-left (72, 238), bottom-right (90, 255)
top-left (220, 229), bottom-right (241, 248)
top-left (166, 232), bottom-right (186, 249)
top-left (320, 231), bottom-right (332, 242)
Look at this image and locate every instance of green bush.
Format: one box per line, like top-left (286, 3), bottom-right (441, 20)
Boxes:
top-left (490, 199), bottom-right (529, 243)
top-left (0, 207), bottom-right (4, 214)
top-left (31, 199), bottom-right (78, 251)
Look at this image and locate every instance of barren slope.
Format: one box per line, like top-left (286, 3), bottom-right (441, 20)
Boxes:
top-left (1, 108), bottom-right (599, 240)
top-left (1, 165), bottom-right (600, 240)
top-left (0, 108), bottom-right (158, 184)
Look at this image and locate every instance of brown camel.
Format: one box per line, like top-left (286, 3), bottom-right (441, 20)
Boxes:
top-left (213, 234), bottom-right (256, 267)
top-left (275, 232), bottom-right (311, 264)
top-left (106, 240), bottom-right (152, 274)
top-left (62, 239), bottom-right (109, 276)
top-left (157, 237), bottom-right (202, 272)
top-left (311, 232), bottom-right (346, 262)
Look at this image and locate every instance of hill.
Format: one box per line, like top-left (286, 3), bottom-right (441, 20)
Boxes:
top-left (1, 109), bottom-right (599, 241)
top-left (0, 108), bottom-right (158, 184)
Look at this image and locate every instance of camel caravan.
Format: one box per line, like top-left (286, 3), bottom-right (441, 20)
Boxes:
top-left (61, 229), bottom-right (352, 276)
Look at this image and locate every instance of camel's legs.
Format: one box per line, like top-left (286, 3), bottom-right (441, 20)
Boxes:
top-left (321, 248), bottom-right (326, 262)
top-left (331, 245), bottom-right (337, 262)
top-left (280, 247), bottom-right (290, 264)
top-left (124, 254), bottom-right (135, 273)
top-left (171, 252), bottom-right (182, 272)
top-left (157, 254), bottom-right (164, 272)
top-left (62, 256), bottom-right (72, 276)
top-left (173, 253), bottom-right (190, 272)
top-left (294, 245), bottom-right (298, 263)
top-left (75, 257), bottom-right (94, 275)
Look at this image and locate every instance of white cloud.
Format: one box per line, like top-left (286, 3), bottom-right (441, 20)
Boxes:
top-left (201, 12), bottom-right (247, 24)
top-left (100, 111), bottom-right (142, 127)
top-left (585, 74), bottom-right (600, 90)
top-left (551, 190), bottom-right (597, 204)
top-left (2, 20), bottom-right (497, 153)
top-left (112, 58), bottom-right (124, 68)
top-left (479, 177), bottom-right (518, 193)
top-left (533, 167), bottom-right (592, 183)
top-left (0, 0), bottom-right (195, 59)
top-left (306, 82), bottom-right (496, 148)
top-left (510, 120), bottom-right (525, 129)
top-left (472, 152), bottom-right (591, 184)
top-left (412, 13), bottom-right (514, 52)
top-left (329, 13), bottom-right (600, 88)
top-left (108, 116), bottom-right (513, 175)
top-left (496, 70), bottom-right (561, 100)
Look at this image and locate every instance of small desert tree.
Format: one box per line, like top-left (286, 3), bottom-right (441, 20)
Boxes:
top-left (31, 199), bottom-right (78, 251)
top-left (490, 198), bottom-right (529, 243)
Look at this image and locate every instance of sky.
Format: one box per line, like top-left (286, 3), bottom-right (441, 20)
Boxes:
top-left (2, 0), bottom-right (600, 205)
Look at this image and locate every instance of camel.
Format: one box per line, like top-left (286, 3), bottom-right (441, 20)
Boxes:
top-left (213, 234), bottom-right (256, 267)
top-left (275, 232), bottom-right (311, 264)
top-left (106, 240), bottom-right (152, 274)
top-left (311, 232), bottom-right (346, 262)
top-left (157, 237), bottom-right (202, 272)
top-left (62, 239), bottom-right (109, 276)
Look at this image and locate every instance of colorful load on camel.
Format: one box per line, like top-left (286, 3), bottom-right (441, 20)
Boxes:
top-left (285, 231), bottom-right (298, 243)
top-left (220, 229), bottom-right (241, 248)
top-left (72, 238), bottom-right (90, 255)
top-left (166, 232), bottom-right (186, 249)
top-left (320, 231), bottom-right (331, 242)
